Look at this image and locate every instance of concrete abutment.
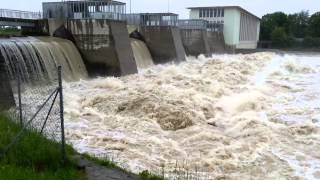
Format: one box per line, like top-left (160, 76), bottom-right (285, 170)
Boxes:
top-left (141, 26), bottom-right (186, 64)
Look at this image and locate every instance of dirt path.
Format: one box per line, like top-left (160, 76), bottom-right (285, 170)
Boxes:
top-left (73, 155), bottom-right (139, 180)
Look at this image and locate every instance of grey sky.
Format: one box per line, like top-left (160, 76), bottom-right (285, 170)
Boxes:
top-left (2, 0), bottom-right (319, 18)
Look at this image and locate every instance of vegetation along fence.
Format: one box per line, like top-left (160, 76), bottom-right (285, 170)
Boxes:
top-left (0, 66), bottom-right (66, 162)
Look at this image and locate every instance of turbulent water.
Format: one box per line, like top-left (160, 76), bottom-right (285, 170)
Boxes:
top-left (63, 52), bottom-right (320, 179)
top-left (0, 36), bottom-right (88, 82)
top-left (131, 38), bottom-right (154, 70)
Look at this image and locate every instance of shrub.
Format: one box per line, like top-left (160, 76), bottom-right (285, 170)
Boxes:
top-left (271, 27), bottom-right (289, 47)
top-left (303, 36), bottom-right (320, 47)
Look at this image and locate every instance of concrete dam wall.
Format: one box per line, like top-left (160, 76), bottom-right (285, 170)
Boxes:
top-left (141, 26), bottom-right (186, 64)
top-left (180, 29), bottom-right (210, 57)
top-left (66, 19), bottom-right (138, 77)
top-left (207, 31), bottom-right (226, 54)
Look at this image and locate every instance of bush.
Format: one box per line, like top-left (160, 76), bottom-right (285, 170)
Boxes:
top-left (303, 36), bottom-right (320, 47)
top-left (0, 114), bottom-right (83, 180)
top-left (271, 27), bottom-right (289, 47)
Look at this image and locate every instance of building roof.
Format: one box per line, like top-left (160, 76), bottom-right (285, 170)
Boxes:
top-left (43, 0), bottom-right (126, 5)
top-left (187, 6), bottom-right (261, 20)
top-left (139, 13), bottom-right (178, 16)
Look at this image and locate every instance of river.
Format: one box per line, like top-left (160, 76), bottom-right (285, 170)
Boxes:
top-left (63, 52), bottom-right (320, 179)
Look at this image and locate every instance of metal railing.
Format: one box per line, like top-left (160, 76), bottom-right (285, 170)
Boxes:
top-left (207, 22), bottom-right (224, 32)
top-left (0, 9), bottom-right (42, 20)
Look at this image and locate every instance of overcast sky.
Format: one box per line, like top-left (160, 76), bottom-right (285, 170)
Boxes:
top-left (2, 0), bottom-right (319, 18)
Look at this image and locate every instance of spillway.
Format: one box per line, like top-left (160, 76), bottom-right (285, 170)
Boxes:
top-left (0, 36), bottom-right (88, 82)
top-left (130, 38), bottom-right (154, 70)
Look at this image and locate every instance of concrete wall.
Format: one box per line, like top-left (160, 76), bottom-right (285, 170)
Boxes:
top-left (180, 29), bottom-right (210, 56)
top-left (141, 26), bottom-right (186, 64)
top-left (224, 8), bottom-right (240, 46)
top-left (207, 31), bottom-right (227, 54)
top-left (109, 21), bottom-right (137, 76)
top-left (0, 58), bottom-right (15, 111)
top-left (65, 19), bottom-right (137, 77)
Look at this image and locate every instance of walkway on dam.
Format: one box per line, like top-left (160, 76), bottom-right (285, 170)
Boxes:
top-left (0, 9), bottom-right (41, 27)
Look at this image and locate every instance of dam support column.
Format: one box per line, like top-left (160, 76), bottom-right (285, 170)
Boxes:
top-left (207, 31), bottom-right (227, 54)
top-left (141, 26), bottom-right (186, 64)
top-left (0, 59), bottom-right (15, 111)
top-left (109, 21), bottom-right (137, 76)
top-left (180, 29), bottom-right (210, 57)
top-left (67, 19), bottom-right (137, 77)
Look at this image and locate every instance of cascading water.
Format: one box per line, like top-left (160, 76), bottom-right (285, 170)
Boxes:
top-left (0, 36), bottom-right (88, 82)
top-left (130, 38), bottom-right (154, 70)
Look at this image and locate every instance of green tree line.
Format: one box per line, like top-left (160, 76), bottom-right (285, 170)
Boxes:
top-left (260, 11), bottom-right (320, 48)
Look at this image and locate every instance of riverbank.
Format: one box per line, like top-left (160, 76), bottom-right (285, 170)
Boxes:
top-left (0, 114), bottom-right (84, 180)
top-left (0, 114), bottom-right (163, 180)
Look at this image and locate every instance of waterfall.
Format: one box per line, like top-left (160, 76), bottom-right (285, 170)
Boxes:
top-left (130, 38), bottom-right (154, 70)
top-left (0, 36), bottom-right (88, 82)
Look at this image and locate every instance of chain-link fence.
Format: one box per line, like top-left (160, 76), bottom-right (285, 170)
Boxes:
top-left (1, 66), bottom-right (66, 162)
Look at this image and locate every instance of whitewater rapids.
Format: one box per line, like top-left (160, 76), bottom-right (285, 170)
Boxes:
top-left (64, 52), bottom-right (320, 179)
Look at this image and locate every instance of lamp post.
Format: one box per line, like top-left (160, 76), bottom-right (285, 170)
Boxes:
top-left (130, 0), bottom-right (132, 14)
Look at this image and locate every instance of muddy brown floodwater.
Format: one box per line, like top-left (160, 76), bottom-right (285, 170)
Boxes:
top-left (64, 52), bottom-right (320, 180)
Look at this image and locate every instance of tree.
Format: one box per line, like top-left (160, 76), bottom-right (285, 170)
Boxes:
top-left (287, 11), bottom-right (309, 38)
top-left (271, 27), bottom-right (289, 47)
top-left (308, 12), bottom-right (320, 37)
top-left (260, 12), bottom-right (288, 40)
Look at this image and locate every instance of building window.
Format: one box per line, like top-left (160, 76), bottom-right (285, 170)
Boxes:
top-left (206, 9), bottom-right (210, 17)
top-left (210, 9), bottom-right (213, 17)
top-left (214, 9), bottom-right (217, 17)
top-left (221, 9), bottom-right (224, 17)
top-left (199, 9), bottom-right (202, 18)
top-left (217, 9), bottom-right (221, 17)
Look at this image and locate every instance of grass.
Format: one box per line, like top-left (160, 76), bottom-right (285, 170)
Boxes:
top-left (139, 170), bottom-right (164, 180)
top-left (0, 113), bottom-right (163, 179)
top-left (0, 28), bottom-right (21, 36)
top-left (82, 154), bottom-right (164, 180)
top-left (0, 113), bottom-right (85, 180)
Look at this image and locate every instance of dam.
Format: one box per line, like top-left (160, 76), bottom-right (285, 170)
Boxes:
top-left (0, 0), bottom-right (229, 110)
top-left (2, 1), bottom-right (320, 180)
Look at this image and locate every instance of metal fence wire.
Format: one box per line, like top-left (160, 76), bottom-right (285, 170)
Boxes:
top-left (1, 66), bottom-right (66, 162)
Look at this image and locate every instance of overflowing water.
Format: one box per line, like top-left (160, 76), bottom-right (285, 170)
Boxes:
top-left (14, 50), bottom-right (320, 179)
top-left (0, 36), bottom-right (88, 82)
top-left (131, 38), bottom-right (154, 70)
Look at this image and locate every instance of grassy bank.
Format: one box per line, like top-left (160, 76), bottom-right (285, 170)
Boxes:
top-left (0, 28), bottom-right (21, 36)
top-left (0, 114), bottom-right (163, 179)
top-left (0, 114), bottom-right (84, 180)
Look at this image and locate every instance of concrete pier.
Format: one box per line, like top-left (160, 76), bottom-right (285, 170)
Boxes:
top-left (207, 31), bottom-right (226, 54)
top-left (180, 29), bottom-right (210, 56)
top-left (141, 26), bottom-right (186, 64)
top-left (66, 19), bottom-right (137, 77)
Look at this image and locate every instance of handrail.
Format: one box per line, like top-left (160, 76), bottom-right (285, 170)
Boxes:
top-left (0, 9), bottom-right (42, 20)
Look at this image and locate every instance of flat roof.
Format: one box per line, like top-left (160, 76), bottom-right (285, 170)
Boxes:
top-left (187, 6), bottom-right (261, 20)
top-left (139, 13), bottom-right (178, 16)
top-left (43, 0), bottom-right (126, 5)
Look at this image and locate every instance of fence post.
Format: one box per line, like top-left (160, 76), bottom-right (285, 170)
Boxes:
top-left (17, 72), bottom-right (23, 127)
top-left (58, 66), bottom-right (66, 163)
